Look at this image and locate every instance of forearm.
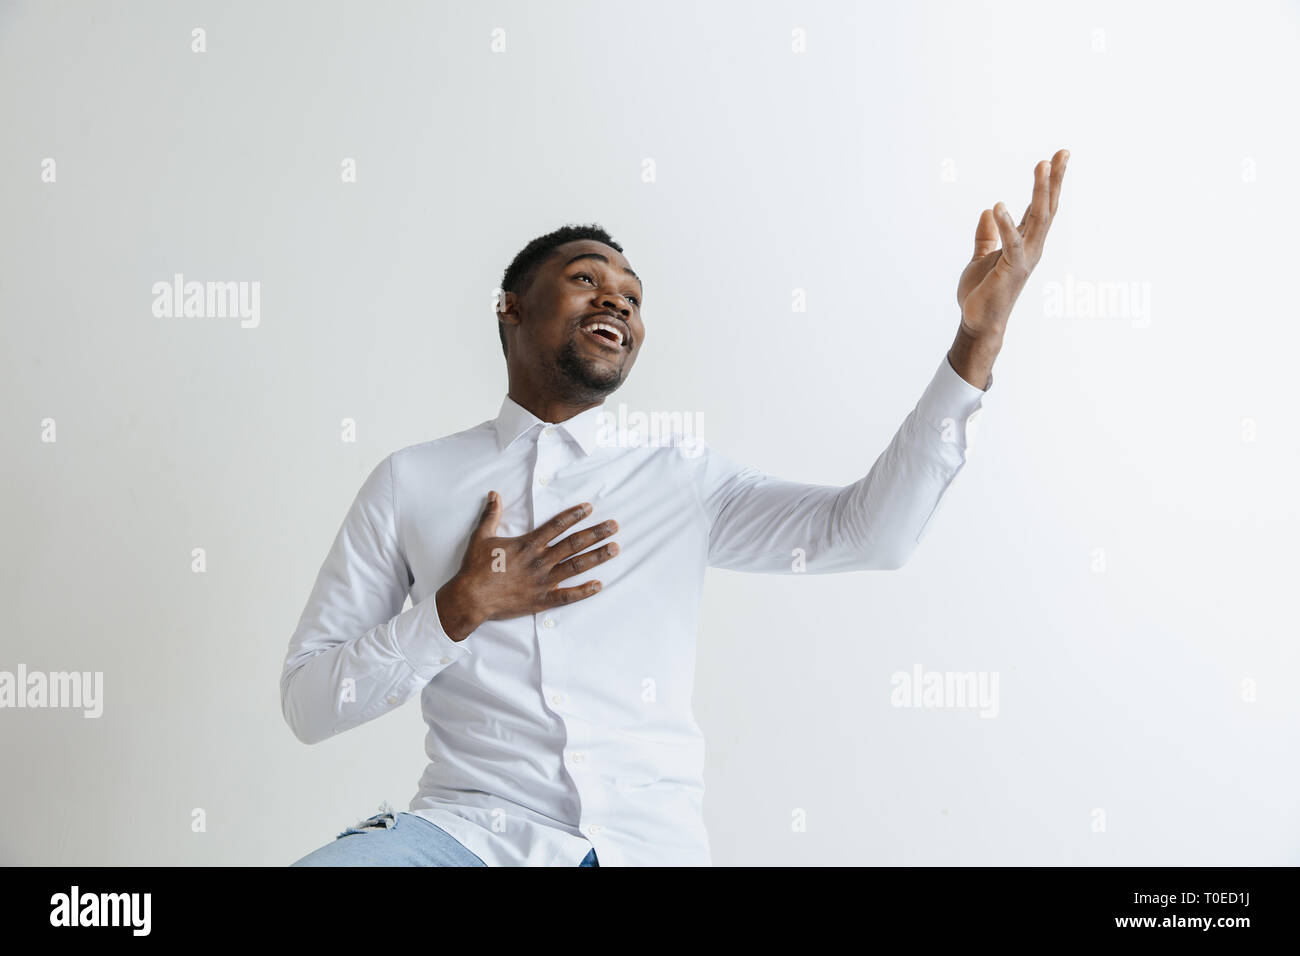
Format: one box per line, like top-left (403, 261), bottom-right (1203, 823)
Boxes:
top-left (280, 619), bottom-right (435, 744)
top-left (702, 354), bottom-right (986, 574)
top-left (833, 376), bottom-right (980, 568)
top-left (282, 589), bottom-right (475, 745)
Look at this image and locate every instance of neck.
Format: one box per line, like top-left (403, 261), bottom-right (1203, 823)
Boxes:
top-left (506, 391), bottom-right (602, 425)
top-left (506, 374), bottom-right (604, 424)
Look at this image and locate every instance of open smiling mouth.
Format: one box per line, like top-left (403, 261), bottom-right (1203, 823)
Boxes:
top-left (579, 324), bottom-right (625, 352)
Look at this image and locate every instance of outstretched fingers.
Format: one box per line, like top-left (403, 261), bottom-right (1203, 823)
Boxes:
top-left (992, 202), bottom-right (1026, 273)
top-left (1021, 159), bottom-right (1052, 256)
top-left (1026, 150), bottom-right (1070, 250)
top-left (529, 501), bottom-right (593, 550)
top-left (972, 208), bottom-right (1000, 260)
top-left (1049, 148), bottom-right (1069, 215)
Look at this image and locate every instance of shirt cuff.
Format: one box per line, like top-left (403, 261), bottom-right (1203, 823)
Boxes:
top-left (915, 354), bottom-right (990, 436)
top-left (389, 592), bottom-right (473, 679)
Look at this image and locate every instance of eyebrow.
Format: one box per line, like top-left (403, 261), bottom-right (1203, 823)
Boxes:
top-left (562, 253), bottom-right (643, 295)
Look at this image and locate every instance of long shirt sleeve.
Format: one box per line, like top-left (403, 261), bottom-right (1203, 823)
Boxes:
top-left (698, 354), bottom-right (989, 574)
top-left (280, 455), bottom-right (471, 745)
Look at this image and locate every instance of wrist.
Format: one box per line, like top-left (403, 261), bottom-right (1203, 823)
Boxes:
top-left (956, 314), bottom-right (1005, 350)
top-left (948, 320), bottom-right (1001, 391)
top-left (436, 576), bottom-right (483, 643)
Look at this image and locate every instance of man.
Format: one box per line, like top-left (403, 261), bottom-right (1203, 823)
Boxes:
top-left (283, 149), bottom-right (1070, 866)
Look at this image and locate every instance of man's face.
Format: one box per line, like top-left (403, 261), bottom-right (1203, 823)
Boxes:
top-left (502, 239), bottom-right (645, 403)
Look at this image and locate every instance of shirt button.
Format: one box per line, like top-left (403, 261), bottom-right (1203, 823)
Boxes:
top-left (543, 426), bottom-right (556, 437)
top-left (538, 475), bottom-right (550, 485)
top-left (569, 751), bottom-right (585, 764)
top-left (587, 824), bottom-right (603, 835)
top-left (439, 656), bottom-right (451, 665)
top-left (385, 696), bottom-right (398, 705)
top-left (550, 693), bottom-right (566, 706)
top-left (543, 617), bottom-right (556, 629)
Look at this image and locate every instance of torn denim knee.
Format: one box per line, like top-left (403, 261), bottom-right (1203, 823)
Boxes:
top-left (335, 800), bottom-right (397, 839)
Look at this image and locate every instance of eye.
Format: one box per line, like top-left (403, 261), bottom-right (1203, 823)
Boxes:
top-left (574, 272), bottom-right (640, 308)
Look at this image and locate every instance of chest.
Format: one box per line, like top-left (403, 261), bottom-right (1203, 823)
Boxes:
top-left (397, 441), bottom-right (709, 600)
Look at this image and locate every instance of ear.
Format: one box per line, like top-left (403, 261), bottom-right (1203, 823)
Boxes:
top-left (496, 290), bottom-right (521, 326)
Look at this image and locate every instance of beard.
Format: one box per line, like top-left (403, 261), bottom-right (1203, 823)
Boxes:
top-left (547, 332), bottom-right (625, 402)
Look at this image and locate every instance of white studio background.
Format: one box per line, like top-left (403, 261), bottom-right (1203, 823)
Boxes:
top-left (2, 0), bottom-right (1297, 866)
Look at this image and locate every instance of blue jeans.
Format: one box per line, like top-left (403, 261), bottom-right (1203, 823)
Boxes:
top-left (291, 806), bottom-right (599, 867)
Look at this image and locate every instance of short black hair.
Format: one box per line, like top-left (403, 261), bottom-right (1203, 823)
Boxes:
top-left (497, 223), bottom-right (624, 359)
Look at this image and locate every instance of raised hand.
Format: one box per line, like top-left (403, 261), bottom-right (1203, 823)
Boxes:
top-left (957, 149), bottom-right (1070, 338)
top-left (948, 149), bottom-right (1069, 388)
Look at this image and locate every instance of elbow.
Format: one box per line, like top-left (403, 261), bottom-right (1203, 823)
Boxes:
top-left (280, 700), bottom-right (315, 746)
top-left (874, 526), bottom-right (927, 570)
top-left (284, 709), bottom-right (329, 747)
top-left (871, 543), bottom-right (915, 571)
top-left (285, 715), bottom-right (325, 746)
top-left (839, 512), bottom-right (914, 572)
top-left (280, 670), bottom-right (329, 746)
top-left (890, 543), bottom-right (921, 570)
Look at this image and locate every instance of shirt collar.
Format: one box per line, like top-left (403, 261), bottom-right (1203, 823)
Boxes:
top-left (492, 394), bottom-right (608, 457)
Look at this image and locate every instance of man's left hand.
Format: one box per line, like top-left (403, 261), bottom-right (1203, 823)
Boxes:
top-left (947, 148), bottom-right (1070, 389)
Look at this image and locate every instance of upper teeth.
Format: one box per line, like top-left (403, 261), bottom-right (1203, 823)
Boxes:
top-left (582, 321), bottom-right (623, 346)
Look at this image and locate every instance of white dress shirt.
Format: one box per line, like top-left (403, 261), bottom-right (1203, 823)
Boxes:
top-left (281, 355), bottom-right (989, 866)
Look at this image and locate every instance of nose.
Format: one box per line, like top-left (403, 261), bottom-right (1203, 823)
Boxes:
top-left (599, 294), bottom-right (632, 316)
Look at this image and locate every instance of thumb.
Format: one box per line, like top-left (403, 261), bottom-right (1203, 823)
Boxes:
top-left (474, 490), bottom-right (502, 539)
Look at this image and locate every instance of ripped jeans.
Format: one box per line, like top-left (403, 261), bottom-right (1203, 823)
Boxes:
top-left (290, 802), bottom-right (600, 867)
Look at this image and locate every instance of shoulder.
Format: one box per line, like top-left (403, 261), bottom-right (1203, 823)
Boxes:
top-left (389, 420), bottom-right (495, 473)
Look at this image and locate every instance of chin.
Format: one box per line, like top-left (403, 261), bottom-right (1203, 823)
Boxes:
top-left (552, 350), bottom-right (621, 396)
top-left (579, 367), bottom-right (623, 392)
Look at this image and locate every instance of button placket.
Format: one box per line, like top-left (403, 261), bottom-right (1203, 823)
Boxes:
top-left (535, 421), bottom-right (589, 802)
top-left (534, 425), bottom-right (567, 637)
